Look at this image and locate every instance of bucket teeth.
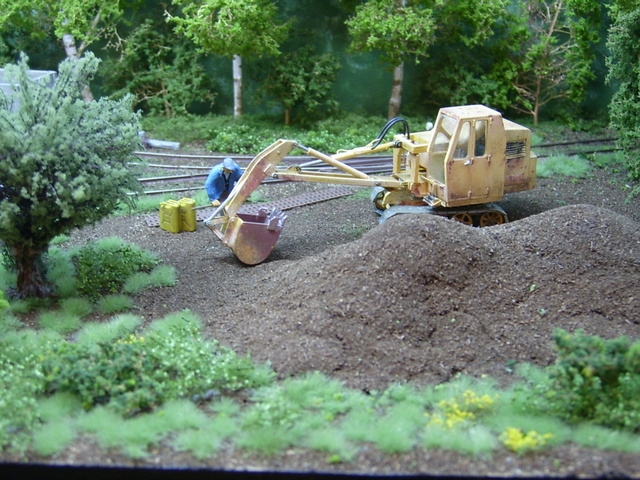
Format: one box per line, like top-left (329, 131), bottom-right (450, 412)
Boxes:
top-left (265, 208), bottom-right (287, 231)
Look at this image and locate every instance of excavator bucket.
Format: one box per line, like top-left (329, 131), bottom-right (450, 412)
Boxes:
top-left (205, 139), bottom-right (297, 264)
top-left (223, 208), bottom-right (287, 265)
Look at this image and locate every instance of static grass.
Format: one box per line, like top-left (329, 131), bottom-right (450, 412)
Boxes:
top-left (46, 247), bottom-right (77, 297)
top-left (349, 187), bottom-right (374, 200)
top-left (4, 289), bottom-right (640, 464)
top-left (208, 397), bottom-right (242, 417)
top-left (59, 297), bottom-right (93, 318)
top-left (75, 407), bottom-right (160, 459)
top-left (144, 309), bottom-right (203, 336)
top-left (122, 264), bottom-right (177, 294)
top-left (0, 267), bottom-right (16, 292)
top-left (423, 424), bottom-right (498, 456)
top-left (368, 403), bottom-right (424, 453)
top-left (75, 313), bottom-right (142, 345)
top-left (341, 408), bottom-right (378, 443)
top-left (31, 419), bottom-right (77, 456)
top-left (96, 294), bottom-right (135, 314)
top-left (173, 414), bottom-right (239, 459)
top-left (236, 424), bottom-right (300, 455)
top-left (7, 297), bottom-right (48, 315)
top-left (0, 313), bottom-right (23, 333)
top-left (304, 426), bottom-right (357, 460)
top-left (537, 155), bottom-right (592, 178)
top-left (590, 151), bottom-right (625, 169)
top-left (37, 393), bottom-right (84, 422)
top-left (2, 328), bottom-right (64, 352)
top-left (37, 311), bottom-right (82, 334)
top-left (154, 400), bottom-right (210, 431)
top-left (571, 423), bottom-right (640, 452)
top-left (173, 426), bottom-right (225, 459)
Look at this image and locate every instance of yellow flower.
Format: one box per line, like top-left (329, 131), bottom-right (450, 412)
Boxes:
top-left (500, 427), bottom-right (554, 454)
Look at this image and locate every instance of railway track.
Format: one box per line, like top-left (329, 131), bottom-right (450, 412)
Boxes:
top-left (132, 137), bottom-right (619, 196)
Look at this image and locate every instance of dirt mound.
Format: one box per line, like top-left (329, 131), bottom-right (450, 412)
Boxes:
top-left (218, 204), bottom-right (640, 391)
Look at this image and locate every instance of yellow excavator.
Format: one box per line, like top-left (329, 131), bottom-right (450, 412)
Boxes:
top-left (205, 104), bottom-right (537, 265)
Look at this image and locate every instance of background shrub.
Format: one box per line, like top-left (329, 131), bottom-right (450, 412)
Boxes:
top-left (532, 329), bottom-right (640, 432)
top-left (73, 238), bottom-right (159, 299)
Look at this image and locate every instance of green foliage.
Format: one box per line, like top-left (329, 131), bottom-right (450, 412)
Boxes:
top-left (3, 316), bottom-right (640, 460)
top-left (606, 4), bottom-right (640, 180)
top-left (101, 19), bottom-right (216, 117)
top-left (202, 112), bottom-right (399, 154)
top-left (72, 238), bottom-right (160, 299)
top-left (508, 0), bottom-right (602, 124)
top-left (0, 289), bottom-right (9, 311)
top-left (95, 295), bottom-right (135, 315)
top-left (44, 246), bottom-right (77, 298)
top-left (257, 46), bottom-right (341, 125)
top-left (37, 311), bottom-right (82, 334)
top-left (536, 155), bottom-right (592, 178)
top-left (0, 1), bottom-right (126, 56)
top-left (168, 0), bottom-right (290, 58)
top-left (0, 53), bottom-right (141, 298)
top-left (140, 114), bottom-right (218, 145)
top-left (122, 264), bottom-right (177, 294)
top-left (75, 313), bottom-right (142, 345)
top-left (346, 0), bottom-right (437, 66)
top-left (59, 297), bottom-right (93, 318)
top-left (42, 310), bottom-right (275, 416)
top-left (526, 329), bottom-right (640, 432)
top-left (0, 312), bottom-right (23, 333)
top-left (31, 419), bottom-right (77, 456)
top-left (0, 330), bottom-right (60, 454)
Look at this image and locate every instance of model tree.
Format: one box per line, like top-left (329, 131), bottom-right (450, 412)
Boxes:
top-left (167, 0), bottom-right (290, 117)
top-left (0, 0), bottom-right (129, 101)
top-left (344, 0), bottom-right (508, 119)
top-left (511, 0), bottom-right (601, 125)
top-left (606, 1), bottom-right (640, 181)
top-left (0, 53), bottom-right (141, 299)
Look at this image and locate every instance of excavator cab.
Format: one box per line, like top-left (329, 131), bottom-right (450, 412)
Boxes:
top-left (420, 105), bottom-right (507, 207)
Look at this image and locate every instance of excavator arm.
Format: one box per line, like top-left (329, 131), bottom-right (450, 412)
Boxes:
top-left (205, 137), bottom-right (403, 265)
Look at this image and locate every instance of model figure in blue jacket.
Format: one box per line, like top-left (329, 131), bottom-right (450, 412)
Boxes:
top-left (205, 157), bottom-right (243, 207)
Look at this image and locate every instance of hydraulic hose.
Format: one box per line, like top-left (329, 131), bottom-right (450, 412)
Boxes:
top-left (370, 117), bottom-right (410, 149)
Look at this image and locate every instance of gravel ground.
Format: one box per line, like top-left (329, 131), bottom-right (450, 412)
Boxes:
top-left (2, 151), bottom-right (640, 479)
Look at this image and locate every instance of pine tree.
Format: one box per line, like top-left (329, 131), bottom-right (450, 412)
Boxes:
top-left (0, 53), bottom-right (141, 298)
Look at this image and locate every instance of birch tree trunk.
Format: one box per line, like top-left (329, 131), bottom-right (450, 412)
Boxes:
top-left (62, 33), bottom-right (94, 102)
top-left (388, 62), bottom-right (404, 119)
top-left (233, 54), bottom-right (243, 117)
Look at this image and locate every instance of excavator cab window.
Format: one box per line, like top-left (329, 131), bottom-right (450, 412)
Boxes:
top-left (428, 113), bottom-right (457, 184)
top-left (454, 122), bottom-right (471, 159)
top-left (475, 120), bottom-right (487, 156)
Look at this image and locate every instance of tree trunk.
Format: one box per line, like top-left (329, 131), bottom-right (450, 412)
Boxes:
top-left (233, 55), bottom-right (243, 118)
top-left (10, 244), bottom-right (51, 299)
top-left (388, 62), bottom-right (404, 119)
top-left (62, 34), bottom-right (94, 102)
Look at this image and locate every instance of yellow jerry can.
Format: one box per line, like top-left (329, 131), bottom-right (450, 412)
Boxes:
top-left (159, 200), bottom-right (181, 233)
top-left (179, 198), bottom-right (197, 232)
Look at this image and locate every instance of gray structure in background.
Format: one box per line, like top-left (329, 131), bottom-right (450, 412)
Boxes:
top-left (0, 68), bottom-right (57, 111)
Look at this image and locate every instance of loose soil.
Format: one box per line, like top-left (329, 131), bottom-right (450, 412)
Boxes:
top-left (3, 159), bottom-right (640, 478)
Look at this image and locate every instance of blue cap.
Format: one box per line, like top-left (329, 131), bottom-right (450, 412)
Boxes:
top-left (222, 157), bottom-right (235, 170)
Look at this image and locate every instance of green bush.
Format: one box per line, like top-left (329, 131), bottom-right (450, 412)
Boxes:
top-left (0, 331), bottom-right (61, 454)
top-left (535, 329), bottom-right (640, 432)
top-left (42, 310), bottom-right (275, 416)
top-left (73, 238), bottom-right (159, 299)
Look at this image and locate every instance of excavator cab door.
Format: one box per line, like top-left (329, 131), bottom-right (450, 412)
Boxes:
top-left (429, 107), bottom-right (506, 207)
